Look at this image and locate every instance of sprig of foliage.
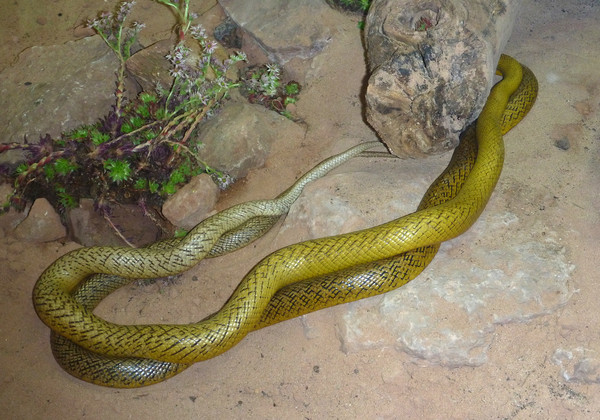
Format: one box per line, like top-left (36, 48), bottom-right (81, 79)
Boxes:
top-left (0, 0), bottom-right (302, 235)
top-left (341, 0), bottom-right (371, 12)
top-left (326, 0), bottom-right (372, 29)
top-left (88, 1), bottom-right (145, 117)
top-left (154, 0), bottom-right (196, 41)
top-left (243, 64), bottom-right (301, 118)
top-left (104, 159), bottom-right (132, 184)
top-left (0, 0), bottom-right (247, 219)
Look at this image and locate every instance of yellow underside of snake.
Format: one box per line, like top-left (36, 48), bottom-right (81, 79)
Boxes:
top-left (33, 54), bottom-right (537, 388)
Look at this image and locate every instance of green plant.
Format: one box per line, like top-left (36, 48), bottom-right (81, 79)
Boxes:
top-left (327, 0), bottom-right (371, 14)
top-left (0, 0), bottom-right (247, 228)
top-left (88, 1), bottom-right (144, 117)
top-left (103, 159), bottom-right (133, 184)
top-left (284, 82), bottom-right (300, 96)
top-left (243, 65), bottom-right (301, 117)
top-left (326, 0), bottom-right (371, 28)
top-left (415, 16), bottom-right (434, 31)
top-left (154, 0), bottom-right (195, 41)
top-left (342, 0), bottom-right (371, 12)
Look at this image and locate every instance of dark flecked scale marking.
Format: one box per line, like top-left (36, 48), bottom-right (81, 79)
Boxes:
top-left (38, 58), bottom-right (537, 388)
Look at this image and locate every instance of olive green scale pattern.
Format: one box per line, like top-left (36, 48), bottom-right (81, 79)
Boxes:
top-left (36, 55), bottom-right (537, 387)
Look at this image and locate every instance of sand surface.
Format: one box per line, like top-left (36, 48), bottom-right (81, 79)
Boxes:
top-left (1, 1), bottom-right (599, 418)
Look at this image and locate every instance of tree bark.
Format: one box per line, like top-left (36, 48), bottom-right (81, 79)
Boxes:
top-left (364, 0), bottom-right (522, 157)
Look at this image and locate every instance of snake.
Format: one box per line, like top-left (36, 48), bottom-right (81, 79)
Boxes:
top-left (33, 54), bottom-right (537, 388)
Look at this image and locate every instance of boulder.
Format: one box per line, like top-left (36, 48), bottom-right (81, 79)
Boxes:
top-left (162, 173), bottom-right (220, 230)
top-left (365, 0), bottom-right (521, 157)
top-left (13, 198), bottom-right (66, 242)
top-left (196, 101), bottom-right (304, 179)
top-left (0, 36), bottom-right (121, 165)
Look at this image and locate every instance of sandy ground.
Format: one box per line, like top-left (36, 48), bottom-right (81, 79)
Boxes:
top-left (1, 0), bottom-right (599, 419)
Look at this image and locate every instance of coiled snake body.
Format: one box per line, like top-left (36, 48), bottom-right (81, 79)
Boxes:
top-left (33, 55), bottom-right (537, 387)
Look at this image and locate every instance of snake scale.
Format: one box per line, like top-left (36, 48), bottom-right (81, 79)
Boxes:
top-left (33, 54), bottom-right (537, 387)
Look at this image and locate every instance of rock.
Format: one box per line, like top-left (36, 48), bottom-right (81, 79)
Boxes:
top-left (0, 183), bottom-right (14, 208)
top-left (67, 198), bottom-right (162, 247)
top-left (338, 233), bottom-right (572, 366)
top-left (364, 0), bottom-right (521, 157)
top-left (274, 159), bottom-right (573, 367)
top-left (162, 173), bottom-right (220, 230)
top-left (196, 101), bottom-right (304, 179)
top-left (214, 17), bottom-right (243, 49)
top-left (274, 168), bottom-right (432, 244)
top-left (126, 39), bottom-right (174, 93)
top-left (0, 36), bottom-right (121, 165)
top-left (0, 184), bottom-right (28, 237)
top-left (13, 198), bottom-right (66, 242)
top-left (218, 0), bottom-right (333, 64)
top-left (553, 348), bottom-right (600, 384)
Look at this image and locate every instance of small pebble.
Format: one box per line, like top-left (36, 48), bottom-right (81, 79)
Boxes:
top-left (554, 137), bottom-right (570, 150)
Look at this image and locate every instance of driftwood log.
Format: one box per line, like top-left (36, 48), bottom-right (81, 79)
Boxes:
top-left (364, 0), bottom-right (522, 157)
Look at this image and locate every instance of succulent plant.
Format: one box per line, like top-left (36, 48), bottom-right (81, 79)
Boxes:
top-left (0, 0), bottom-right (299, 242)
top-left (0, 1), bottom-right (241, 224)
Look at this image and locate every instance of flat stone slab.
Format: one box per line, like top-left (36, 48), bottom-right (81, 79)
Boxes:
top-left (275, 156), bottom-right (574, 367)
top-left (219, 0), bottom-right (333, 64)
top-left (0, 36), bottom-right (118, 164)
